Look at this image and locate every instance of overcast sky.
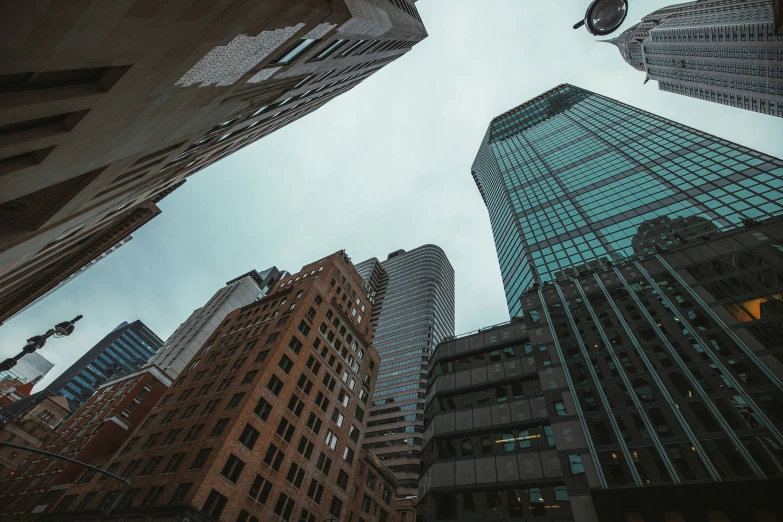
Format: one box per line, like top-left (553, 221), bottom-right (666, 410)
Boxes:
top-left (2, 0), bottom-right (783, 391)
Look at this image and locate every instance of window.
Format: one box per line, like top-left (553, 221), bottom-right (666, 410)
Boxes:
top-left (201, 490), bottom-right (228, 519)
top-left (271, 39), bottom-right (319, 65)
top-left (268, 375), bottom-right (284, 396)
top-left (287, 394), bottom-right (305, 417)
top-left (264, 444), bottom-right (285, 471)
top-left (169, 482), bottom-right (192, 504)
top-left (297, 434), bottom-right (315, 460)
top-left (325, 430), bottom-right (338, 450)
top-left (316, 452), bottom-right (332, 475)
top-left (189, 448), bottom-right (213, 470)
top-left (286, 462), bottom-right (306, 488)
top-left (162, 453), bottom-right (186, 474)
top-left (182, 424), bottom-right (204, 443)
top-left (382, 486), bottom-right (391, 504)
top-left (161, 409), bottom-right (178, 425)
top-left (361, 494), bottom-right (371, 513)
top-left (278, 354), bottom-right (294, 374)
top-left (237, 510), bottom-right (259, 522)
top-left (201, 399), bottom-right (219, 416)
top-left (141, 486), bottom-right (165, 506)
top-left (216, 378), bottom-right (233, 392)
top-left (162, 428), bottom-right (182, 446)
top-left (140, 456), bottom-right (163, 476)
top-left (221, 454), bottom-right (246, 483)
top-left (277, 316), bottom-right (289, 327)
top-left (77, 468), bottom-right (97, 485)
top-left (568, 454), bottom-right (585, 475)
top-left (227, 392), bottom-right (245, 409)
top-left (249, 475), bottom-right (273, 505)
top-left (306, 412), bottom-right (323, 435)
top-left (329, 495), bottom-right (343, 518)
top-left (265, 332), bottom-right (280, 344)
top-left (210, 418), bottom-right (230, 438)
top-left (277, 417), bottom-right (296, 442)
top-left (288, 336), bottom-right (303, 354)
top-left (180, 404), bottom-right (198, 420)
top-left (306, 355), bottom-right (321, 375)
top-left (343, 445), bottom-right (355, 465)
top-left (307, 478), bottom-right (325, 502)
top-left (366, 473), bottom-right (376, 490)
top-left (336, 469), bottom-right (349, 491)
top-left (239, 423), bottom-right (260, 450)
top-left (349, 425), bottom-right (360, 443)
top-left (332, 409), bottom-right (345, 427)
top-left (255, 397), bottom-right (273, 421)
top-left (298, 320), bottom-right (311, 336)
top-left (255, 350), bottom-right (270, 364)
top-left (141, 433), bottom-right (160, 450)
top-left (241, 370), bottom-right (258, 385)
top-left (123, 459), bottom-right (142, 476)
top-left (554, 401), bottom-right (568, 416)
top-left (274, 492), bottom-right (296, 521)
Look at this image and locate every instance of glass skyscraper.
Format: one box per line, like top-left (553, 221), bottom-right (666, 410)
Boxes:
top-left (0, 352), bottom-right (54, 385)
top-left (6, 320), bottom-right (163, 413)
top-left (472, 84), bottom-right (783, 318)
top-left (356, 246), bottom-right (455, 501)
top-left (417, 84), bottom-right (783, 521)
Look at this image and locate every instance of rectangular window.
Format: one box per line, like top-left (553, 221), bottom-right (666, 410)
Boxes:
top-left (307, 478), bottom-right (325, 503)
top-left (336, 469), bottom-right (349, 491)
top-left (189, 448), bottom-right (213, 470)
top-left (241, 370), bottom-right (258, 385)
top-left (286, 462), bottom-right (306, 488)
top-left (162, 428), bottom-right (182, 447)
top-left (209, 418), bottom-right (230, 438)
top-left (306, 355), bottom-right (321, 376)
top-left (288, 336), bottom-right (303, 354)
top-left (343, 445), bottom-right (355, 465)
top-left (182, 424), bottom-right (204, 443)
top-left (255, 350), bottom-right (269, 364)
top-left (248, 474), bottom-right (273, 505)
top-left (271, 39), bottom-right (319, 65)
top-left (268, 375), bottom-right (284, 396)
top-left (306, 412), bottom-right (322, 435)
top-left (298, 320), bottom-right (311, 337)
top-left (273, 492), bottom-right (296, 521)
top-left (265, 332), bottom-right (280, 344)
top-left (169, 483), bottom-right (192, 504)
top-left (316, 452), bottom-right (332, 476)
top-left (220, 454), bottom-right (245, 484)
top-left (296, 434), bottom-right (315, 460)
top-left (264, 444), bottom-right (285, 471)
top-left (162, 453), bottom-right (186, 474)
top-left (329, 495), bottom-right (343, 518)
top-left (201, 490), bottom-right (228, 519)
top-left (278, 354), bottom-right (294, 374)
top-left (287, 394), bottom-right (305, 418)
top-left (277, 417), bottom-right (295, 442)
top-left (255, 397), bottom-right (273, 421)
top-left (239, 423), bottom-right (260, 450)
top-left (237, 510), bottom-right (259, 522)
top-left (226, 392), bottom-right (245, 409)
top-left (140, 456), bottom-right (163, 476)
top-left (141, 485), bottom-right (165, 506)
top-left (297, 375), bottom-right (313, 394)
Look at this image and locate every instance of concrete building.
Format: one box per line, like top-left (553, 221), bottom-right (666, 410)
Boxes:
top-left (472, 83), bottom-right (783, 318)
top-left (607, 0), bottom-right (783, 118)
top-left (0, 0), bottom-right (428, 325)
top-left (419, 216), bottom-right (783, 521)
top-left (30, 251), bottom-right (393, 522)
top-left (6, 320), bottom-right (163, 415)
top-left (0, 394), bottom-right (70, 482)
top-left (356, 246), bottom-right (455, 515)
top-left (0, 351), bottom-right (54, 386)
top-left (148, 267), bottom-right (286, 380)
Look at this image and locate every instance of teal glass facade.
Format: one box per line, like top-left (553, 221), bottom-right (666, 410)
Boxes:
top-left (473, 84), bottom-right (783, 318)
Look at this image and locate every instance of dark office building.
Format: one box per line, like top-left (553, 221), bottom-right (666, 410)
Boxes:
top-left (472, 84), bottom-right (783, 318)
top-left (7, 320), bottom-right (163, 414)
top-left (421, 215), bottom-right (783, 522)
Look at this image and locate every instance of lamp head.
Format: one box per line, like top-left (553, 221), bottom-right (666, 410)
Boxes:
top-left (574, 0), bottom-right (628, 36)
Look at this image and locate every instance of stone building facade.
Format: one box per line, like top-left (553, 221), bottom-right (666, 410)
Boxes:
top-left (0, 0), bottom-right (427, 324)
top-left (25, 251), bottom-right (394, 522)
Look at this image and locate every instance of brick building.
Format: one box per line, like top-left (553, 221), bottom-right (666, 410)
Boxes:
top-left (0, 0), bottom-right (427, 325)
top-left (0, 394), bottom-right (70, 482)
top-left (26, 250), bottom-right (396, 522)
top-left (0, 366), bottom-right (171, 515)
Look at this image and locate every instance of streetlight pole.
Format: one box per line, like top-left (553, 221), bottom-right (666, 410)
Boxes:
top-left (0, 315), bottom-right (83, 373)
top-left (0, 441), bottom-right (129, 516)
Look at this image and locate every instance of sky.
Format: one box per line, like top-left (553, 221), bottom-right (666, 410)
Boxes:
top-left (2, 0), bottom-right (783, 392)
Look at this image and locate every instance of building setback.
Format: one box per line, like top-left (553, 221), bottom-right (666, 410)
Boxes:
top-left (420, 217), bottom-right (783, 521)
top-left (32, 251), bottom-right (397, 522)
top-left (607, 0), bottom-right (783, 118)
top-left (356, 246), bottom-right (455, 509)
top-left (472, 83), bottom-right (783, 318)
top-left (5, 320), bottom-right (163, 415)
top-left (0, 0), bottom-right (427, 326)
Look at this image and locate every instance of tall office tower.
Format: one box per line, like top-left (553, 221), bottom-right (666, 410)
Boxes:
top-left (35, 251), bottom-right (395, 522)
top-left (7, 320), bottom-right (163, 414)
top-left (148, 267), bottom-right (286, 380)
top-left (472, 84), bottom-right (783, 318)
top-left (420, 217), bottom-right (783, 522)
top-left (0, 351), bottom-right (54, 385)
top-left (356, 246), bottom-right (455, 504)
top-left (607, 0), bottom-right (783, 118)
top-left (0, 0), bottom-right (428, 326)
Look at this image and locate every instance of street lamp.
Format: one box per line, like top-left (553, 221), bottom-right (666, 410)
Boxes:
top-left (0, 315), bottom-right (83, 372)
top-left (573, 0), bottom-right (628, 36)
